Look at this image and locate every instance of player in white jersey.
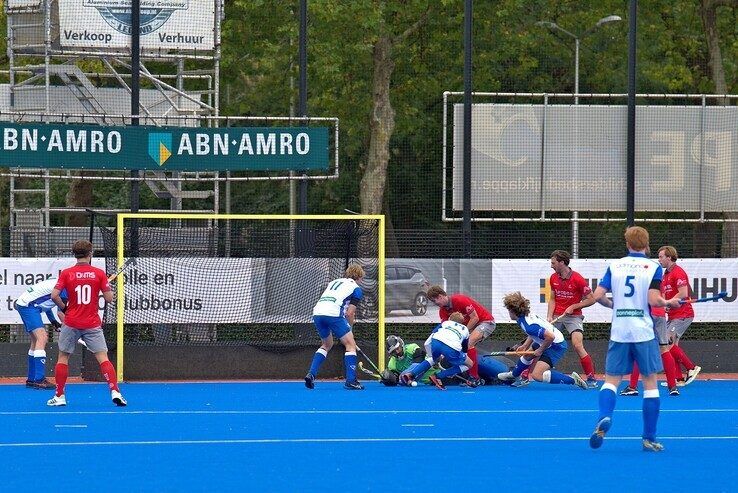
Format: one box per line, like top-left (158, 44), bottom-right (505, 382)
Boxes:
top-left (14, 278), bottom-right (68, 389)
top-left (588, 226), bottom-right (680, 452)
top-left (305, 264), bottom-right (365, 390)
top-left (401, 312), bottom-right (473, 390)
top-left (497, 292), bottom-right (588, 389)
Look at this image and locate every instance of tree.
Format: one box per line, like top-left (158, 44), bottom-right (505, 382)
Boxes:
top-left (699, 0), bottom-right (738, 256)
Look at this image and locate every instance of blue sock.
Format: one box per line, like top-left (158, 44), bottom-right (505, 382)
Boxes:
top-left (549, 370), bottom-right (574, 384)
top-left (27, 351), bottom-right (35, 381)
top-left (344, 352), bottom-right (357, 382)
top-left (437, 365), bottom-right (461, 379)
top-left (33, 350), bottom-right (46, 381)
top-left (308, 348), bottom-right (327, 376)
top-left (512, 359), bottom-right (529, 377)
top-left (642, 393), bottom-right (660, 441)
top-left (598, 386), bottom-right (617, 421)
top-left (411, 360), bottom-right (431, 378)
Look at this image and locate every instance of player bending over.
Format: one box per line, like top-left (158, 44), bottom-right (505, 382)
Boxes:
top-left (305, 264), bottom-right (366, 390)
top-left (497, 292), bottom-right (588, 390)
top-left (401, 312), bottom-right (472, 390)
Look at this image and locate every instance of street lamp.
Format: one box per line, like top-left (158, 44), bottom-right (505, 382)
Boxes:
top-left (537, 15), bottom-right (621, 258)
top-left (536, 15), bottom-right (622, 103)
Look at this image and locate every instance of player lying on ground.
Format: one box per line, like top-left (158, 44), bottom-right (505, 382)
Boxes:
top-left (400, 312), bottom-right (473, 390)
top-left (497, 291), bottom-right (588, 390)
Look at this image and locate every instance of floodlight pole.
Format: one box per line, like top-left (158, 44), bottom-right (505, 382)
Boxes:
top-left (462, 0), bottom-right (472, 258)
top-left (130, 0), bottom-right (141, 258)
top-left (537, 15), bottom-right (621, 258)
top-left (298, 0), bottom-right (308, 214)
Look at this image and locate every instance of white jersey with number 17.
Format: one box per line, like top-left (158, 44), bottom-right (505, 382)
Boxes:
top-left (598, 252), bottom-right (663, 343)
top-left (313, 277), bottom-right (363, 318)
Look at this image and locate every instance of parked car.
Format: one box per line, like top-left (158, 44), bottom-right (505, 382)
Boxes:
top-left (386, 264), bottom-right (430, 315)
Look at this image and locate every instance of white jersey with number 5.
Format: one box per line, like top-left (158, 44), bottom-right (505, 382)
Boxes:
top-left (598, 252), bottom-right (663, 343)
top-left (313, 277), bottom-right (363, 318)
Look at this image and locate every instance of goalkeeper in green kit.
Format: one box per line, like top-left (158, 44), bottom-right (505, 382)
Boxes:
top-left (382, 335), bottom-right (438, 386)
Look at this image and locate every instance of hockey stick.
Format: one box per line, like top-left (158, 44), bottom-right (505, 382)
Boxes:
top-left (551, 313), bottom-right (566, 324)
top-left (108, 257), bottom-right (137, 282)
top-left (356, 346), bottom-right (382, 375)
top-left (358, 361), bottom-right (381, 379)
top-left (679, 291), bottom-right (727, 304)
top-left (486, 350), bottom-right (536, 357)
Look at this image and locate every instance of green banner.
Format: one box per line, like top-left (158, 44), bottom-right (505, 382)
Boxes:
top-left (0, 122), bottom-right (329, 171)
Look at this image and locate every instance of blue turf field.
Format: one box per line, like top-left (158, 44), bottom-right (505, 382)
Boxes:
top-left (0, 379), bottom-right (736, 492)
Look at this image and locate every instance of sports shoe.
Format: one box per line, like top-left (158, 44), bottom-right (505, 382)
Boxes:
top-left (497, 371), bottom-right (515, 382)
top-left (111, 390), bottom-right (127, 406)
top-left (429, 374), bottom-right (446, 390)
top-left (25, 379), bottom-right (35, 388)
top-left (304, 373), bottom-right (315, 389)
top-left (571, 372), bottom-right (588, 390)
top-left (344, 380), bottom-right (364, 390)
top-left (589, 416), bottom-right (611, 449)
top-left (668, 387), bottom-right (680, 396)
top-left (30, 379), bottom-right (56, 390)
top-left (511, 377), bottom-right (530, 387)
top-left (620, 386), bottom-right (639, 396)
top-left (685, 366), bottom-right (701, 385)
top-left (400, 373), bottom-right (414, 386)
top-left (47, 394), bottom-right (66, 407)
top-left (586, 376), bottom-right (599, 389)
top-left (642, 438), bottom-right (665, 452)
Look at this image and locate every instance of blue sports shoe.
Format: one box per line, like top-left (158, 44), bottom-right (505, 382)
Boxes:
top-left (589, 417), bottom-right (611, 449)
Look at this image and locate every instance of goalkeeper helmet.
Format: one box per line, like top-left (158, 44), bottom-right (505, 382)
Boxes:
top-left (386, 335), bottom-right (405, 357)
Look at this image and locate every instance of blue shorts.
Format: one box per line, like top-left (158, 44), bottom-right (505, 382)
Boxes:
top-left (605, 339), bottom-right (663, 376)
top-left (430, 339), bottom-right (467, 367)
top-left (531, 341), bottom-right (567, 367)
top-left (312, 315), bottom-right (351, 340)
top-left (16, 304), bottom-right (46, 333)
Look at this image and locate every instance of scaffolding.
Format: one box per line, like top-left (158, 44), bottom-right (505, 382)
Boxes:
top-left (3, 0), bottom-right (224, 250)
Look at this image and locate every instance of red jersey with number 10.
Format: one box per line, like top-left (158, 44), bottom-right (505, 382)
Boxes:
top-left (438, 294), bottom-right (494, 325)
top-left (550, 271), bottom-right (592, 316)
top-left (55, 263), bottom-right (110, 329)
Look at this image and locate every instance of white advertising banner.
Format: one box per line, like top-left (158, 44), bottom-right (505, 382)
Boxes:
top-left (59, 0), bottom-right (215, 51)
top-left (0, 258), bottom-right (106, 324)
top-left (491, 259), bottom-right (737, 323)
top-left (122, 257), bottom-right (254, 324)
top-left (7, 0), bottom-right (43, 9)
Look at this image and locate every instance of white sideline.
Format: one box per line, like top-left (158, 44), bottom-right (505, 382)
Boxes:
top-left (1, 408), bottom-right (738, 416)
top-left (1, 435), bottom-right (738, 448)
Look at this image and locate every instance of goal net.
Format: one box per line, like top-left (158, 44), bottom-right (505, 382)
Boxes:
top-left (99, 214), bottom-right (384, 381)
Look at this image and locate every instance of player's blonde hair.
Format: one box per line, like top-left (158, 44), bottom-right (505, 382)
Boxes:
top-left (345, 264), bottom-right (365, 280)
top-left (448, 311), bottom-right (464, 323)
top-left (503, 291), bottom-right (530, 318)
top-left (624, 226), bottom-right (649, 251)
top-left (658, 245), bottom-right (678, 261)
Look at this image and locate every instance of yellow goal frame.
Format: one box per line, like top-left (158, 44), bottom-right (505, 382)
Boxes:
top-left (115, 213), bottom-right (386, 381)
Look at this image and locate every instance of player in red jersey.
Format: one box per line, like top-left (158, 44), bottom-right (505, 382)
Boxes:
top-left (658, 246), bottom-right (701, 386)
top-left (426, 285), bottom-right (495, 383)
top-left (547, 250), bottom-right (599, 388)
top-left (48, 240), bottom-right (126, 407)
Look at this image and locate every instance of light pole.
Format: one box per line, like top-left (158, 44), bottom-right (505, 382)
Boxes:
top-left (536, 15), bottom-right (621, 258)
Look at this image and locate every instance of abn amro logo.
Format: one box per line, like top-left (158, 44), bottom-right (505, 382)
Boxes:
top-left (148, 132), bottom-right (172, 166)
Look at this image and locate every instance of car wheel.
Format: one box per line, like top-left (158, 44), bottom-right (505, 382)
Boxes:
top-left (411, 292), bottom-right (428, 315)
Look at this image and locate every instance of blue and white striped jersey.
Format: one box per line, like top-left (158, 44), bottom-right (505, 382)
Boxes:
top-left (516, 313), bottom-right (566, 347)
top-left (313, 277), bottom-right (363, 318)
top-left (598, 252), bottom-right (663, 343)
top-left (15, 278), bottom-right (67, 311)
